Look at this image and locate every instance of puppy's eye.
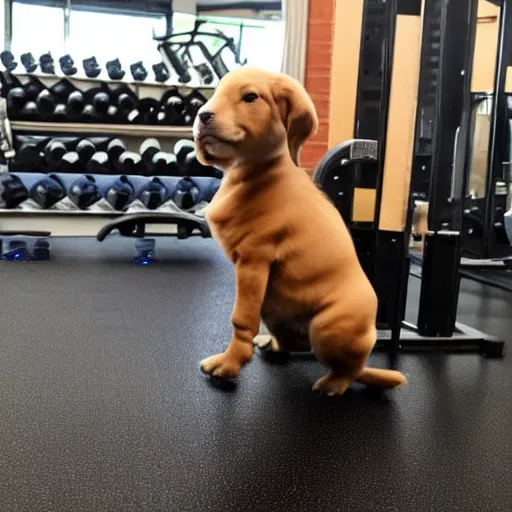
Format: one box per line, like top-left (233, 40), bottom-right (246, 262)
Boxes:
top-left (242, 92), bottom-right (259, 103)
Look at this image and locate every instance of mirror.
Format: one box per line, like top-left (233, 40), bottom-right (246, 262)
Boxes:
top-left (5, 0), bottom-right (284, 85)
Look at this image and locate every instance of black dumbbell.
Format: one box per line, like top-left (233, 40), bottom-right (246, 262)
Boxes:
top-left (0, 174), bottom-right (29, 209)
top-left (183, 91), bottom-right (207, 125)
top-left (111, 86), bottom-right (137, 117)
top-left (195, 63), bottom-right (214, 85)
top-left (106, 138), bottom-right (126, 166)
top-left (172, 177), bottom-right (201, 210)
top-left (116, 151), bottom-right (145, 174)
top-left (0, 51), bottom-right (18, 72)
top-left (84, 87), bottom-right (111, 117)
top-left (161, 89), bottom-right (185, 125)
top-left (66, 90), bottom-right (85, 120)
top-left (174, 139), bottom-right (196, 167)
top-left (24, 77), bottom-right (46, 101)
top-left (20, 52), bottom-right (37, 73)
top-left (130, 61), bottom-right (148, 81)
top-left (106, 58), bottom-right (125, 80)
top-left (6, 86), bottom-right (27, 113)
top-left (140, 138), bottom-right (179, 176)
top-left (153, 62), bottom-right (170, 83)
top-left (138, 177), bottom-right (168, 209)
top-left (127, 98), bottom-right (159, 125)
top-left (12, 135), bottom-right (49, 172)
top-left (86, 151), bottom-right (111, 174)
top-left (83, 56), bottom-right (101, 78)
top-left (95, 175), bottom-right (134, 210)
top-left (59, 54), bottom-right (77, 76)
top-left (20, 101), bottom-right (40, 121)
top-left (39, 53), bottom-right (55, 74)
top-left (12, 173), bottom-right (65, 209)
top-left (36, 89), bottom-right (56, 118)
top-left (44, 140), bottom-right (67, 168)
top-left (76, 139), bottom-right (96, 165)
top-left (51, 79), bottom-right (76, 104)
top-left (182, 151), bottom-right (222, 178)
top-left (50, 174), bottom-right (100, 209)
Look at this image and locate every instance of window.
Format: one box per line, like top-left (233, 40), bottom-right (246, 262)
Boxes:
top-left (173, 12), bottom-right (285, 73)
top-left (11, 3), bottom-right (65, 58)
top-left (68, 10), bottom-right (166, 67)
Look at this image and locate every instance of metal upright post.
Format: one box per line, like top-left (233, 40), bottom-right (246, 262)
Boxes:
top-left (417, 0), bottom-right (478, 337)
top-left (483, 0), bottom-right (512, 258)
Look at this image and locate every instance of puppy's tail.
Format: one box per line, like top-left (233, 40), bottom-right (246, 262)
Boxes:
top-left (356, 367), bottom-right (408, 389)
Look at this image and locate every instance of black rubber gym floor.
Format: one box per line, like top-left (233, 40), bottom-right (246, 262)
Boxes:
top-left (0, 238), bottom-right (510, 512)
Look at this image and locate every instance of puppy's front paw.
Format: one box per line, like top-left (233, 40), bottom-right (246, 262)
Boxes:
top-left (200, 353), bottom-right (242, 380)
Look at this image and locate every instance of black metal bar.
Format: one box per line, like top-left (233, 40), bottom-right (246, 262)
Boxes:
top-left (483, 0), bottom-right (512, 258)
top-left (417, 0), bottom-right (478, 336)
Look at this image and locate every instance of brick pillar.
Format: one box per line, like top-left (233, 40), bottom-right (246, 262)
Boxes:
top-left (301, 0), bottom-right (336, 171)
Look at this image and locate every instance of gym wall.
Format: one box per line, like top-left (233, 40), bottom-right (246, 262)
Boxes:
top-left (301, 0), bottom-right (335, 171)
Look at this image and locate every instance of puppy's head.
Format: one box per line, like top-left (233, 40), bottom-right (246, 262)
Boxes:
top-left (193, 67), bottom-right (318, 170)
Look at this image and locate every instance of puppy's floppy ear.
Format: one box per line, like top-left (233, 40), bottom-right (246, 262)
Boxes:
top-left (271, 74), bottom-right (319, 166)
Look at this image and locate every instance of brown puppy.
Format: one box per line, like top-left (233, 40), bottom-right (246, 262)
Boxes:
top-left (194, 67), bottom-right (407, 396)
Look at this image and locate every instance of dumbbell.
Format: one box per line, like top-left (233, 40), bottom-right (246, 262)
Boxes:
top-left (140, 138), bottom-right (179, 176)
top-left (12, 135), bottom-right (50, 172)
top-left (191, 176), bottom-right (221, 203)
top-left (183, 91), bottom-right (207, 125)
top-left (174, 139), bottom-right (196, 167)
top-left (0, 51), bottom-right (18, 72)
top-left (183, 151), bottom-right (222, 178)
top-left (12, 173), bottom-right (65, 209)
top-left (39, 53), bottom-right (55, 74)
top-left (83, 56), bottom-right (101, 78)
top-left (50, 174), bottom-right (100, 209)
top-left (93, 175), bottom-right (135, 210)
top-left (161, 89), bottom-right (186, 125)
top-left (75, 139), bottom-right (97, 165)
top-left (116, 151), bottom-right (145, 174)
top-left (111, 86), bottom-right (137, 118)
top-left (6, 86), bottom-right (27, 114)
top-left (106, 58), bottom-right (125, 80)
top-left (127, 98), bottom-right (159, 125)
top-left (20, 52), bottom-right (37, 73)
top-left (138, 177), bottom-right (168, 209)
top-left (84, 87), bottom-right (111, 117)
top-left (59, 54), bottom-right (77, 76)
top-left (0, 174), bottom-right (29, 209)
top-left (86, 152), bottom-right (110, 174)
top-left (130, 61), bottom-right (148, 81)
top-left (153, 62), bottom-right (170, 83)
top-left (43, 140), bottom-right (84, 172)
top-left (195, 63), bottom-right (214, 85)
top-left (171, 177), bottom-right (201, 210)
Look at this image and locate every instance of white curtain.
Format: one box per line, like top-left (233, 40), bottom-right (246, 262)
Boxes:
top-left (280, 0), bottom-right (310, 85)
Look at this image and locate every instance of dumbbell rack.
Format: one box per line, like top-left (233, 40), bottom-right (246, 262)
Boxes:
top-left (0, 73), bottom-right (216, 239)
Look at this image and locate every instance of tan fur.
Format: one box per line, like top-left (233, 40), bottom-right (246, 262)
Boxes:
top-left (194, 67), bottom-right (407, 395)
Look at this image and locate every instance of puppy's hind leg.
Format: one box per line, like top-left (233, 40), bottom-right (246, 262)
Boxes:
top-left (310, 317), bottom-right (375, 397)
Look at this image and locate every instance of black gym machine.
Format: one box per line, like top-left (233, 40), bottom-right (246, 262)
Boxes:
top-left (313, 0), bottom-right (506, 357)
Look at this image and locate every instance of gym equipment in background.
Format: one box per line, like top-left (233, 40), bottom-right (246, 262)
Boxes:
top-left (153, 62), bottom-right (170, 83)
top-left (59, 55), bottom-right (77, 76)
top-left (154, 19), bottom-right (247, 85)
top-left (49, 173), bottom-right (100, 210)
top-left (0, 173), bottom-right (29, 209)
top-left (0, 51), bottom-right (18, 71)
top-left (20, 53), bottom-right (37, 73)
top-left (93, 174), bottom-right (135, 210)
top-left (11, 172), bottom-right (65, 209)
top-left (130, 61), bottom-right (148, 82)
top-left (140, 138), bottom-right (179, 175)
top-left (1, 71), bottom-right (207, 125)
top-left (106, 59), bottom-right (125, 80)
top-left (83, 56), bottom-right (101, 78)
top-left (0, 232), bottom-right (51, 261)
top-left (39, 53), bottom-right (55, 74)
top-left (11, 135), bottom-right (218, 176)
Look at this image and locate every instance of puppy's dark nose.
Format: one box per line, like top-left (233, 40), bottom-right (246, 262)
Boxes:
top-left (199, 111), bottom-right (214, 125)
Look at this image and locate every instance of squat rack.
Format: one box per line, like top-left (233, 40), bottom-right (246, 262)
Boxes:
top-left (313, 0), bottom-right (506, 358)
